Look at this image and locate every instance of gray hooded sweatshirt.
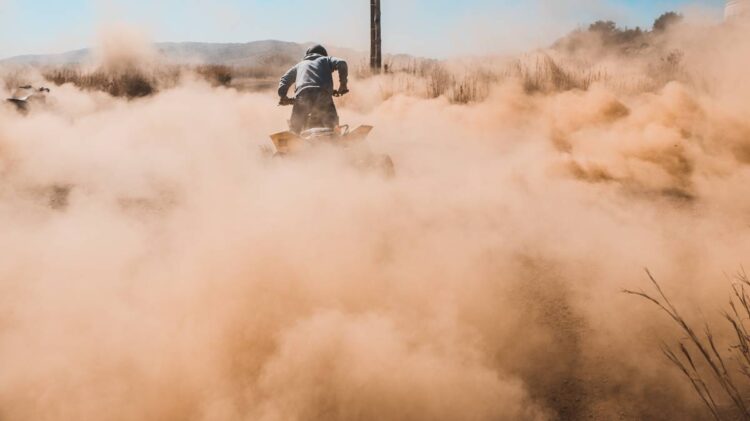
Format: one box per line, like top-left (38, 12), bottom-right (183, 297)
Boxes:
top-left (278, 47), bottom-right (348, 98)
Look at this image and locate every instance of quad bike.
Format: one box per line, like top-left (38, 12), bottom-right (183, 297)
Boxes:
top-left (267, 91), bottom-right (395, 177)
top-left (6, 85), bottom-right (50, 114)
top-left (3, 85), bottom-right (69, 209)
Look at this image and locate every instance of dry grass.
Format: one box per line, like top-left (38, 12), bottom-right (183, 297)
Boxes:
top-left (505, 54), bottom-right (607, 94)
top-left (43, 67), bottom-right (177, 98)
top-left (625, 270), bottom-right (750, 420)
top-left (360, 53), bottom-right (609, 104)
top-left (25, 30), bottom-right (682, 103)
top-left (195, 65), bottom-right (233, 87)
top-left (21, 50), bottom-right (679, 103)
top-left (42, 64), bottom-right (238, 98)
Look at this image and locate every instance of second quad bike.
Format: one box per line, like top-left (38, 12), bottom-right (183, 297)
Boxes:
top-left (6, 85), bottom-right (50, 113)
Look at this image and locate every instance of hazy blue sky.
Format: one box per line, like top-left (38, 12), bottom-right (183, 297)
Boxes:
top-left (0, 0), bottom-right (726, 59)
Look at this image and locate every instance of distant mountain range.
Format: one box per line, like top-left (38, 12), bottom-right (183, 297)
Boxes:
top-left (0, 40), bottom-right (365, 67)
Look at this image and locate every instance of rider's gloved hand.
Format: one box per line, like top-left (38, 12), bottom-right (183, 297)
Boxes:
top-left (336, 86), bottom-right (349, 96)
top-left (279, 96), bottom-right (294, 106)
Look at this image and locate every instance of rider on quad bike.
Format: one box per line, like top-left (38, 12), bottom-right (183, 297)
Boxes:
top-left (270, 45), bottom-right (393, 177)
top-left (278, 44), bottom-right (348, 134)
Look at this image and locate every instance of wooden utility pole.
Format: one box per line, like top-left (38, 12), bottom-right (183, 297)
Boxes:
top-left (370, 0), bottom-right (382, 73)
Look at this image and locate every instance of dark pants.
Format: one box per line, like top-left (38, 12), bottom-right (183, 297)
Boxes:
top-left (290, 88), bottom-right (339, 134)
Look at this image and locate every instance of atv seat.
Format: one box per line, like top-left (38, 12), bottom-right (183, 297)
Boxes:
top-left (301, 128), bottom-right (336, 139)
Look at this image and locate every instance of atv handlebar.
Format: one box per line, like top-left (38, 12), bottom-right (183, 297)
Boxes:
top-left (279, 89), bottom-right (349, 106)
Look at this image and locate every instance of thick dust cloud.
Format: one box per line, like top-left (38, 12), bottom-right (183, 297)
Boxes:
top-left (1, 18), bottom-right (750, 421)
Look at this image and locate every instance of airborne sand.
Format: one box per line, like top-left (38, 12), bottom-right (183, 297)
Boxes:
top-left (1, 18), bottom-right (750, 421)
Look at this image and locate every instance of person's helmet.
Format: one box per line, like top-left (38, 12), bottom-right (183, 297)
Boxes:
top-left (306, 44), bottom-right (328, 57)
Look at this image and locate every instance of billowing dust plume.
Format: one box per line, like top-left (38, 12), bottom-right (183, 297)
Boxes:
top-left (1, 18), bottom-right (750, 421)
top-left (93, 24), bottom-right (158, 74)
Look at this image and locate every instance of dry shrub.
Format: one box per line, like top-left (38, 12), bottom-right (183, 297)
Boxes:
top-left (626, 271), bottom-right (750, 420)
top-left (42, 65), bottom-right (240, 97)
top-left (426, 63), bottom-right (452, 99)
top-left (555, 12), bottom-right (683, 56)
top-left (368, 53), bottom-right (605, 104)
top-left (195, 65), bottom-right (233, 87)
top-left (42, 66), bottom-right (177, 99)
top-left (365, 59), bottom-right (496, 103)
top-left (507, 54), bottom-right (606, 94)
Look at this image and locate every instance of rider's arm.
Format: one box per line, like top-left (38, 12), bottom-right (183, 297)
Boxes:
top-left (330, 57), bottom-right (348, 92)
top-left (278, 65), bottom-right (297, 98)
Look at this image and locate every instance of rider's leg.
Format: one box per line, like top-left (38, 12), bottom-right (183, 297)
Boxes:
top-left (318, 94), bottom-right (339, 129)
top-left (289, 96), bottom-right (310, 134)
